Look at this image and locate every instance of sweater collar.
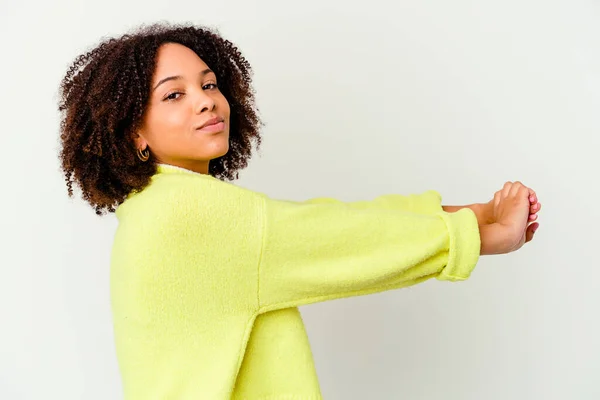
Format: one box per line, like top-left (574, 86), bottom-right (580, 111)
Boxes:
top-left (156, 163), bottom-right (211, 177)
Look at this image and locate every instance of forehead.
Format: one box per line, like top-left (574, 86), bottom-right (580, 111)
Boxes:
top-left (153, 43), bottom-right (210, 78)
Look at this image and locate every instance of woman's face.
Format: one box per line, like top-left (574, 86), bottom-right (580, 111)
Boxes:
top-left (134, 42), bottom-right (230, 174)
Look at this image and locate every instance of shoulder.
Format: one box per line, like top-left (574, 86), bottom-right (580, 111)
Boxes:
top-left (116, 165), bottom-right (266, 222)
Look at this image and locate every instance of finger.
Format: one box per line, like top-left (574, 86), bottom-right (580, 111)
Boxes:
top-left (525, 222), bottom-right (539, 243)
top-left (530, 201), bottom-right (541, 214)
top-left (494, 191), bottom-right (501, 209)
top-left (528, 188), bottom-right (537, 204)
top-left (529, 213), bottom-right (538, 221)
top-left (509, 181), bottom-right (525, 197)
top-left (502, 181), bottom-right (512, 198)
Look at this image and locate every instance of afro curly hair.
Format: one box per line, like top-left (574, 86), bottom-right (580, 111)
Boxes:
top-left (58, 23), bottom-right (262, 215)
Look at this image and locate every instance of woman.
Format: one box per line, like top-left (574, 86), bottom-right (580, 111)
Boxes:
top-left (58, 23), bottom-right (541, 399)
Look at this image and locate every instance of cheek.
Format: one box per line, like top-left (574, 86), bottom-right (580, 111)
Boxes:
top-left (218, 94), bottom-right (231, 119)
top-left (147, 106), bottom-right (190, 140)
top-left (162, 107), bottom-right (190, 131)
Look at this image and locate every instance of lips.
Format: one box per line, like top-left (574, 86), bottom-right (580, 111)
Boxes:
top-left (198, 116), bottom-right (224, 130)
top-left (196, 117), bottom-right (226, 134)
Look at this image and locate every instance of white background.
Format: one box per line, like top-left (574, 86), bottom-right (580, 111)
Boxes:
top-left (1, 0), bottom-right (598, 398)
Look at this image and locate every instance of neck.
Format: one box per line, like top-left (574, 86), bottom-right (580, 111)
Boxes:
top-left (158, 162), bottom-right (209, 175)
top-left (159, 160), bottom-right (210, 175)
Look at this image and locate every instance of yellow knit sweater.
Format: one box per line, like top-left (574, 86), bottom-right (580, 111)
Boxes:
top-left (110, 164), bottom-right (481, 399)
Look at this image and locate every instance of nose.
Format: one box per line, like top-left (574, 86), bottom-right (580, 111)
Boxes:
top-left (194, 90), bottom-right (216, 114)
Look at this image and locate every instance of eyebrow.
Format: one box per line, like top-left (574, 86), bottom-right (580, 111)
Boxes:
top-left (152, 68), bottom-right (215, 92)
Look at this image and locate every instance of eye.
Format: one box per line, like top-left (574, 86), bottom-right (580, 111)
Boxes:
top-left (164, 92), bottom-right (184, 101)
top-left (203, 83), bottom-right (219, 90)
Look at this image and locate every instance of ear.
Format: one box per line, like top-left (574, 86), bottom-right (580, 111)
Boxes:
top-left (131, 130), bottom-right (148, 149)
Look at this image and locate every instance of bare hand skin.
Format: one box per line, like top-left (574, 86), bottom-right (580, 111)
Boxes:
top-left (443, 181), bottom-right (541, 256)
top-left (480, 181), bottom-right (540, 255)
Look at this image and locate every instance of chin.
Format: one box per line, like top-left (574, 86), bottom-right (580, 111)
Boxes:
top-left (212, 140), bottom-right (230, 159)
top-left (197, 134), bottom-right (229, 160)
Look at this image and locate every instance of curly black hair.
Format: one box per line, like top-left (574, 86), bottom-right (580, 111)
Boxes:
top-left (58, 22), bottom-right (262, 215)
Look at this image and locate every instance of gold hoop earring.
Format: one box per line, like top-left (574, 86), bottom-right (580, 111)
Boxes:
top-left (137, 147), bottom-right (150, 162)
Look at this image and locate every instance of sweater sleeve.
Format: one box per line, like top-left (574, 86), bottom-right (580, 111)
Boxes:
top-left (300, 190), bottom-right (443, 215)
top-left (257, 194), bottom-right (480, 312)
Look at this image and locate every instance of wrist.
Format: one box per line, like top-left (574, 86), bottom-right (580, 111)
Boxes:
top-left (479, 224), bottom-right (496, 255)
top-left (443, 203), bottom-right (494, 225)
top-left (479, 223), bottom-right (509, 255)
top-left (471, 202), bottom-right (494, 225)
